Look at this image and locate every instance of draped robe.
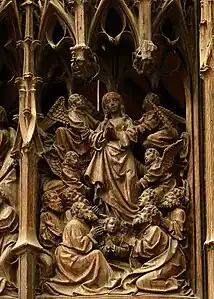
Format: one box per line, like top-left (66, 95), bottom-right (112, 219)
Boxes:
top-left (0, 204), bottom-right (18, 294)
top-left (56, 109), bottom-right (98, 155)
top-left (85, 116), bottom-right (138, 222)
top-left (114, 224), bottom-right (187, 294)
top-left (44, 218), bottom-right (119, 295)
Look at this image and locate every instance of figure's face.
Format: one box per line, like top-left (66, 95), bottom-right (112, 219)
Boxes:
top-left (74, 96), bottom-right (86, 109)
top-left (144, 149), bottom-right (158, 165)
top-left (81, 206), bottom-right (98, 222)
top-left (105, 97), bottom-right (121, 114)
top-left (49, 193), bottom-right (64, 213)
top-left (66, 153), bottom-right (78, 168)
top-left (106, 218), bottom-right (118, 233)
top-left (139, 194), bottom-right (150, 208)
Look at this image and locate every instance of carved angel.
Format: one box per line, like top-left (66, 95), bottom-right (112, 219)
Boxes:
top-left (137, 139), bottom-right (183, 199)
top-left (40, 94), bottom-right (99, 156)
top-left (45, 96), bottom-right (70, 126)
top-left (44, 149), bottom-right (91, 198)
top-left (98, 217), bottom-right (130, 260)
top-left (135, 92), bottom-right (185, 150)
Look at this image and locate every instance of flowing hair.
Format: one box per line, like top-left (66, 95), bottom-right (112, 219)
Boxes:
top-left (102, 92), bottom-right (126, 120)
top-left (68, 94), bottom-right (87, 109)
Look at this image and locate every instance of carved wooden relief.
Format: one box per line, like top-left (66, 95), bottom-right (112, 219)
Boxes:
top-left (0, 0), bottom-right (207, 298)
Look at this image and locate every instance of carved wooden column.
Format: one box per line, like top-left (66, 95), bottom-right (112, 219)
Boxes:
top-left (138, 0), bottom-right (152, 40)
top-left (200, 0), bottom-right (214, 298)
top-left (12, 0), bottom-right (42, 298)
top-left (132, 0), bottom-right (157, 74)
top-left (14, 145), bottom-right (42, 299)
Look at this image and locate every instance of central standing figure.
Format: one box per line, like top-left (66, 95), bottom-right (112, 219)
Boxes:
top-left (85, 92), bottom-right (138, 222)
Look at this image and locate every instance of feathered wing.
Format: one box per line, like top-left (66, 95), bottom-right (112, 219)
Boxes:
top-left (39, 97), bottom-right (69, 131)
top-left (159, 139), bottom-right (183, 172)
top-left (43, 146), bottom-right (65, 179)
top-left (159, 106), bottom-right (186, 125)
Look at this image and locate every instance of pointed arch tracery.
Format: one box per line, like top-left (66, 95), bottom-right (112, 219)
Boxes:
top-left (88, 0), bottom-right (139, 48)
top-left (38, 0), bottom-right (76, 45)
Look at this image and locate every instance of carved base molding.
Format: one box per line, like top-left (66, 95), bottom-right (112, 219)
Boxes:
top-left (37, 295), bottom-right (199, 299)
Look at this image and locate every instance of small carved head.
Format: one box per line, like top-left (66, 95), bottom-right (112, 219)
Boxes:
top-left (139, 188), bottom-right (161, 208)
top-left (142, 93), bottom-right (160, 111)
top-left (63, 151), bottom-right (79, 168)
top-left (102, 92), bottom-right (125, 119)
top-left (71, 201), bottom-right (97, 222)
top-left (160, 187), bottom-right (189, 209)
top-left (42, 190), bottom-right (64, 213)
top-left (133, 204), bottom-right (162, 227)
top-left (68, 94), bottom-right (86, 110)
top-left (144, 148), bottom-right (160, 165)
top-left (0, 106), bottom-right (8, 126)
top-left (103, 217), bottom-right (120, 233)
top-left (61, 187), bottom-right (89, 207)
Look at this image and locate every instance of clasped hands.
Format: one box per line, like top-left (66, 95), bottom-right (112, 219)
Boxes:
top-left (104, 239), bottom-right (119, 255)
top-left (103, 122), bottom-right (117, 140)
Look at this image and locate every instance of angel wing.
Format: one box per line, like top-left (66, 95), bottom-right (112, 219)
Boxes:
top-left (39, 97), bottom-right (69, 131)
top-left (160, 139), bottom-right (183, 172)
top-left (159, 106), bottom-right (186, 125)
top-left (43, 146), bottom-right (65, 179)
top-left (47, 96), bottom-right (69, 125)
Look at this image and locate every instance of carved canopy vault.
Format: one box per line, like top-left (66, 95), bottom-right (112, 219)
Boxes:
top-left (0, 0), bottom-right (205, 298)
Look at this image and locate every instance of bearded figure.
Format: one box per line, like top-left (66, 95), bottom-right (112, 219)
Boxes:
top-left (115, 204), bottom-right (192, 296)
top-left (43, 202), bottom-right (120, 296)
top-left (39, 190), bottom-right (64, 250)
